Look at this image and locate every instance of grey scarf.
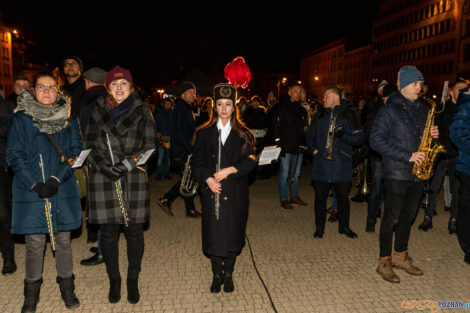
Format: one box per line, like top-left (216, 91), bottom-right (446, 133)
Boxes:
top-left (15, 90), bottom-right (71, 134)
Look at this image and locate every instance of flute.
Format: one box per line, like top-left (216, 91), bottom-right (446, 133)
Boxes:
top-left (215, 130), bottom-right (221, 220)
top-left (105, 133), bottom-right (129, 227)
top-left (39, 154), bottom-right (56, 251)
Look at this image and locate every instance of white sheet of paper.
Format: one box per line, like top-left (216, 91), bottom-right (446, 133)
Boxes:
top-left (137, 149), bottom-right (156, 166)
top-left (72, 149), bottom-right (92, 168)
top-left (258, 146), bottom-right (281, 165)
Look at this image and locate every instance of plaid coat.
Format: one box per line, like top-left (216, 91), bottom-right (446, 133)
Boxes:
top-left (84, 94), bottom-right (156, 224)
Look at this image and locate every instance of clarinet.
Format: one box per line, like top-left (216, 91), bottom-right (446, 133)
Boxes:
top-left (39, 154), bottom-right (56, 251)
top-left (105, 133), bottom-right (129, 227)
top-left (325, 109), bottom-right (337, 160)
top-left (215, 130), bottom-right (221, 220)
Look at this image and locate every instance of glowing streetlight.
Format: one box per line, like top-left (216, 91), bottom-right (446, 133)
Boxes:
top-left (282, 77), bottom-right (287, 83)
top-left (12, 29), bottom-right (18, 35)
top-left (297, 80), bottom-right (302, 84)
top-left (432, 94), bottom-right (437, 99)
top-left (314, 76), bottom-right (319, 81)
top-left (157, 89), bottom-right (164, 98)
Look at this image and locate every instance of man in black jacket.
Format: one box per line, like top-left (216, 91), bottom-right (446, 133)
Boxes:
top-left (158, 82), bottom-right (201, 218)
top-left (273, 84), bottom-right (308, 210)
top-left (61, 55), bottom-right (86, 118)
top-left (418, 80), bottom-right (468, 233)
top-left (370, 66), bottom-right (439, 283)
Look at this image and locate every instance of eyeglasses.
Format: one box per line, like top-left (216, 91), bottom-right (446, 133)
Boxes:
top-left (64, 62), bottom-right (79, 67)
top-left (35, 84), bottom-right (58, 93)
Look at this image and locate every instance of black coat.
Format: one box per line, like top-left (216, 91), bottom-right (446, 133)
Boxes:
top-left (80, 85), bottom-right (107, 132)
top-left (62, 77), bottom-right (86, 119)
top-left (272, 99), bottom-right (308, 154)
top-left (0, 94), bottom-right (17, 171)
top-left (191, 124), bottom-right (257, 257)
top-left (436, 99), bottom-right (458, 159)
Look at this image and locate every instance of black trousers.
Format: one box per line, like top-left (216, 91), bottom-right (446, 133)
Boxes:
top-left (210, 253), bottom-right (237, 275)
top-left (0, 171), bottom-right (14, 261)
top-left (165, 180), bottom-right (196, 213)
top-left (457, 172), bottom-right (470, 259)
top-left (313, 181), bottom-right (352, 231)
top-left (379, 179), bottom-right (424, 257)
top-left (100, 224), bottom-right (144, 279)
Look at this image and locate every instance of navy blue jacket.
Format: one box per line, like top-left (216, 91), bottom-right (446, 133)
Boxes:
top-left (306, 101), bottom-right (364, 182)
top-left (450, 87), bottom-right (470, 175)
top-left (155, 107), bottom-right (173, 137)
top-left (6, 112), bottom-right (82, 234)
top-left (171, 98), bottom-right (195, 154)
top-left (370, 92), bottom-right (428, 182)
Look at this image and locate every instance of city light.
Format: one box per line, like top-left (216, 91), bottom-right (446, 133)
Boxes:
top-left (314, 76), bottom-right (319, 81)
top-left (157, 89), bottom-right (164, 98)
top-left (432, 95), bottom-right (437, 99)
top-left (297, 80), bottom-right (302, 84)
top-left (282, 77), bottom-right (287, 84)
top-left (12, 29), bottom-right (18, 34)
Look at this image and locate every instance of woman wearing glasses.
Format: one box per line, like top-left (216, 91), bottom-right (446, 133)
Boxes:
top-left (191, 83), bottom-right (257, 294)
top-left (6, 72), bottom-right (82, 312)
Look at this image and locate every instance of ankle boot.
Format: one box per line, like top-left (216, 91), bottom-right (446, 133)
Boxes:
top-left (376, 257), bottom-right (400, 283)
top-left (108, 276), bottom-right (121, 303)
top-left (127, 277), bottom-right (140, 304)
top-left (2, 257), bottom-right (17, 275)
top-left (210, 273), bottom-right (223, 293)
top-left (223, 272), bottom-right (234, 293)
top-left (393, 251), bottom-right (423, 275)
top-left (418, 216), bottom-right (432, 231)
top-left (448, 218), bottom-right (457, 234)
top-left (22, 278), bottom-right (43, 313)
top-left (57, 275), bottom-right (80, 309)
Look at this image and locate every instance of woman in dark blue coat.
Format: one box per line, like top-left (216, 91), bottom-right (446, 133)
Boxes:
top-left (192, 83), bottom-right (257, 294)
top-left (6, 72), bottom-right (82, 312)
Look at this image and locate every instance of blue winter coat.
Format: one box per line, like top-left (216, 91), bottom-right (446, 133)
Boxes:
top-left (306, 101), bottom-right (364, 182)
top-left (6, 111), bottom-right (82, 234)
top-left (171, 98), bottom-right (195, 154)
top-left (370, 92), bottom-right (428, 182)
top-left (155, 108), bottom-right (173, 137)
top-left (450, 87), bottom-right (470, 175)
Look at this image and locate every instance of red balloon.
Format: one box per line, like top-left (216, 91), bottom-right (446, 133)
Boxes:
top-left (224, 56), bottom-right (251, 89)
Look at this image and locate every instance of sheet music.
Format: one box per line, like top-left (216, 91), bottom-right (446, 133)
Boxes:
top-left (136, 149), bottom-right (156, 165)
top-left (72, 149), bottom-right (92, 168)
top-left (258, 146), bottom-right (282, 165)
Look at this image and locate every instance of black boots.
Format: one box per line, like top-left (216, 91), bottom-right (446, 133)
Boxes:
top-left (210, 273), bottom-right (223, 293)
top-left (339, 227), bottom-right (358, 238)
top-left (418, 216), bottom-right (433, 231)
top-left (108, 276), bottom-right (121, 303)
top-left (57, 275), bottom-right (80, 310)
top-left (223, 272), bottom-right (234, 293)
top-left (22, 278), bottom-right (42, 313)
top-left (2, 257), bottom-right (17, 275)
top-left (448, 218), bottom-right (457, 234)
top-left (127, 277), bottom-right (140, 304)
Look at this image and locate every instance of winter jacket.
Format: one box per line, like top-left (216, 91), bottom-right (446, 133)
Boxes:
top-left (155, 108), bottom-right (173, 137)
top-left (80, 85), bottom-right (107, 132)
top-left (0, 94), bottom-right (17, 171)
top-left (272, 99), bottom-right (308, 154)
top-left (450, 87), bottom-right (470, 175)
top-left (171, 98), bottom-right (195, 155)
top-left (306, 100), bottom-right (364, 182)
top-left (436, 99), bottom-right (458, 159)
top-left (370, 92), bottom-right (429, 181)
top-left (6, 112), bottom-right (82, 234)
top-left (62, 77), bottom-right (86, 118)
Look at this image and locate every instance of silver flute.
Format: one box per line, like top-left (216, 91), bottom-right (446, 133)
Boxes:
top-left (39, 154), bottom-right (56, 251)
top-left (105, 133), bottom-right (129, 227)
top-left (215, 130), bottom-right (221, 220)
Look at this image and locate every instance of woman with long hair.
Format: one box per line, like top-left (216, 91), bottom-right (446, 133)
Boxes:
top-left (191, 83), bottom-right (257, 293)
top-left (7, 72), bottom-right (82, 312)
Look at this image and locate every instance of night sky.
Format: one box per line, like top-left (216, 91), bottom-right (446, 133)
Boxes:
top-left (2, 0), bottom-right (381, 88)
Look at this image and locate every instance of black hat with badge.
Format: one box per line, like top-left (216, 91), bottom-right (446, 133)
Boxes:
top-left (214, 83), bottom-right (236, 103)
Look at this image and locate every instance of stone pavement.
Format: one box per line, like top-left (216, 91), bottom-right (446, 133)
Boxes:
top-left (0, 165), bottom-right (469, 313)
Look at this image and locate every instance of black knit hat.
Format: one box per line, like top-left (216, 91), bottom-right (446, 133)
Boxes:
top-left (63, 55), bottom-right (83, 73)
top-left (382, 84), bottom-right (398, 98)
top-left (179, 81), bottom-right (196, 96)
top-left (214, 83), bottom-right (236, 103)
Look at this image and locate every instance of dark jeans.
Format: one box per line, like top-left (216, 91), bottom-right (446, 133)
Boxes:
top-left (367, 158), bottom-right (384, 225)
top-left (379, 179), bottom-right (424, 257)
top-left (25, 232), bottom-right (73, 282)
top-left (457, 172), bottom-right (470, 259)
top-left (313, 181), bottom-right (352, 231)
top-left (165, 180), bottom-right (196, 213)
top-left (426, 157), bottom-right (459, 220)
top-left (0, 171), bottom-right (14, 261)
top-left (100, 224), bottom-right (144, 279)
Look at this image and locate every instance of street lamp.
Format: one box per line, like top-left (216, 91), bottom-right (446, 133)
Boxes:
top-left (314, 76), bottom-right (319, 81)
top-left (297, 80), bottom-right (302, 84)
top-left (157, 89), bottom-right (164, 99)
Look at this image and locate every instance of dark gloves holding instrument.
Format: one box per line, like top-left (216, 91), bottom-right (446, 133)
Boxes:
top-left (101, 162), bottom-right (128, 181)
top-left (32, 177), bottom-right (59, 198)
top-left (334, 126), bottom-right (344, 139)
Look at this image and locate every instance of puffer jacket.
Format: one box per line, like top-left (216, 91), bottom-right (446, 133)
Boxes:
top-left (370, 92), bottom-right (428, 181)
top-left (450, 87), bottom-right (470, 175)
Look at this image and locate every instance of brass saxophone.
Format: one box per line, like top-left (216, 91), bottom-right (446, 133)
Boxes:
top-left (412, 97), bottom-right (446, 180)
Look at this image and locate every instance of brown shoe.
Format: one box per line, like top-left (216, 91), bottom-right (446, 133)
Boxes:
top-left (280, 200), bottom-right (293, 210)
top-left (392, 251), bottom-right (423, 276)
top-left (376, 256), bottom-right (400, 283)
top-left (290, 197), bottom-right (307, 206)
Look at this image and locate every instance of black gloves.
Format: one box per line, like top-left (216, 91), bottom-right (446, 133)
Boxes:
top-left (101, 162), bottom-right (128, 181)
top-left (32, 177), bottom-right (59, 199)
top-left (334, 126), bottom-right (345, 139)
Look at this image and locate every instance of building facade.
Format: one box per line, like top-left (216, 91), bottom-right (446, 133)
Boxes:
top-left (0, 23), bottom-right (13, 97)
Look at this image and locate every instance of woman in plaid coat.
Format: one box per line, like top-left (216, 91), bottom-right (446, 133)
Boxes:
top-left (84, 66), bottom-right (156, 305)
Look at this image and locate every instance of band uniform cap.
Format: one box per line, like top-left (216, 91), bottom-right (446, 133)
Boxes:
top-left (214, 83), bottom-right (236, 103)
top-left (83, 67), bottom-right (106, 85)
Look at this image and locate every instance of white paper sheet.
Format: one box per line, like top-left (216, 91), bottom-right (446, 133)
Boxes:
top-left (136, 149), bottom-right (156, 166)
top-left (258, 146), bottom-right (281, 165)
top-left (72, 149), bottom-right (92, 168)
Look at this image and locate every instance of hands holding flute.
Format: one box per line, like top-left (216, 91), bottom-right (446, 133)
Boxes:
top-left (206, 166), bottom-right (238, 194)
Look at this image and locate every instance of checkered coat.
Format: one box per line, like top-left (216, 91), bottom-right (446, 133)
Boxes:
top-left (84, 94), bottom-right (156, 224)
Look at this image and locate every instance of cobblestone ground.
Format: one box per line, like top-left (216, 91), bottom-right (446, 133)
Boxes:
top-left (1, 165), bottom-right (469, 313)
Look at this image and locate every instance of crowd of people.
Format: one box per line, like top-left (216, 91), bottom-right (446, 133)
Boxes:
top-left (0, 55), bottom-right (469, 312)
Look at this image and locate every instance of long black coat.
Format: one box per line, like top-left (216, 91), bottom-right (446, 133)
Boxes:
top-left (191, 124), bottom-right (257, 257)
top-left (84, 94), bottom-right (157, 224)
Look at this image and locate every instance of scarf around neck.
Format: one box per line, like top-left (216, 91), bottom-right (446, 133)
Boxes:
top-left (107, 94), bottom-right (134, 122)
top-left (15, 90), bottom-right (71, 134)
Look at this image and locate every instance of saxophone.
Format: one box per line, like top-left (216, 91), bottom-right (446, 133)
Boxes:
top-left (412, 97), bottom-right (446, 180)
